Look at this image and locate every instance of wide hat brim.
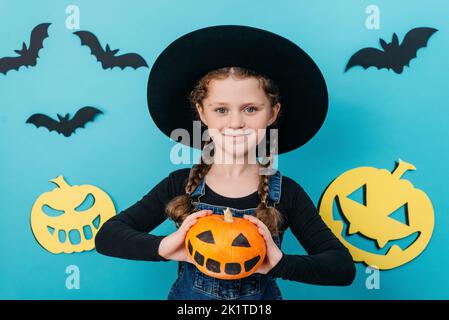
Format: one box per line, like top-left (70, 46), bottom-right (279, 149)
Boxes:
top-left (147, 25), bottom-right (328, 154)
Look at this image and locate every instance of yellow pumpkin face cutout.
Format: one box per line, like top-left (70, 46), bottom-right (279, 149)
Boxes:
top-left (30, 176), bottom-right (116, 254)
top-left (319, 159), bottom-right (434, 270)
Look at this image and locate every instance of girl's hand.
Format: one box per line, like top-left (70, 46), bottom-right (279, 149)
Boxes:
top-left (243, 214), bottom-right (283, 274)
top-left (158, 210), bottom-right (213, 263)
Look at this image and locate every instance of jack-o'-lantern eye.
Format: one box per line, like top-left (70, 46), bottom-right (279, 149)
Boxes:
top-left (232, 233), bottom-right (250, 247)
top-left (75, 193), bottom-right (95, 212)
top-left (196, 230), bottom-right (215, 244)
top-left (42, 205), bottom-right (65, 217)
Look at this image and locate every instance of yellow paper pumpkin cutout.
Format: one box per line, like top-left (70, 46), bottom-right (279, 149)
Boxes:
top-left (30, 176), bottom-right (116, 254)
top-left (319, 159), bottom-right (434, 270)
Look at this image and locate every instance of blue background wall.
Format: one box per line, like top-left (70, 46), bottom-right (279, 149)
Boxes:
top-left (1, 0), bottom-right (448, 299)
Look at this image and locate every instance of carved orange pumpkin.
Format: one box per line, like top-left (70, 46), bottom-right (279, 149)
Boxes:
top-left (185, 208), bottom-right (266, 280)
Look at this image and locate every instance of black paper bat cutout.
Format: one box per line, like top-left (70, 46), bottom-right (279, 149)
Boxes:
top-left (73, 30), bottom-right (148, 70)
top-left (26, 107), bottom-right (103, 137)
top-left (0, 23), bottom-right (51, 75)
top-left (345, 27), bottom-right (438, 74)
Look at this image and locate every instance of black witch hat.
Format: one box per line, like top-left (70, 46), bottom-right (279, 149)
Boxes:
top-left (147, 25), bottom-right (328, 154)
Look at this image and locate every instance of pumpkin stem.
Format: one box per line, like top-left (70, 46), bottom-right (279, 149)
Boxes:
top-left (391, 159), bottom-right (416, 179)
top-left (223, 207), bottom-right (234, 223)
top-left (50, 176), bottom-right (71, 189)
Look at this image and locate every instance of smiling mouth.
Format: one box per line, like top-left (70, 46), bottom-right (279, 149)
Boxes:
top-left (47, 214), bottom-right (101, 245)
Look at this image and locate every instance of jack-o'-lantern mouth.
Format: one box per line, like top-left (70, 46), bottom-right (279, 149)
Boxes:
top-left (187, 239), bottom-right (260, 275)
top-left (334, 195), bottom-right (420, 254)
top-left (46, 214), bottom-right (101, 245)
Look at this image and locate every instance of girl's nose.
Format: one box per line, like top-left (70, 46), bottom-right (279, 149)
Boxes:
top-left (228, 112), bottom-right (245, 129)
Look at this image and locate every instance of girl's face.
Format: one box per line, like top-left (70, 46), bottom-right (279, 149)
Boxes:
top-left (196, 76), bottom-right (280, 161)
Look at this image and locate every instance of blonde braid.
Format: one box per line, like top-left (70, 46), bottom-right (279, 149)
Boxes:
top-left (255, 159), bottom-right (284, 236)
top-left (165, 144), bottom-right (213, 225)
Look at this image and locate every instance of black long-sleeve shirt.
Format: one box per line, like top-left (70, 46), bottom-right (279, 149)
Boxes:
top-left (95, 168), bottom-right (356, 286)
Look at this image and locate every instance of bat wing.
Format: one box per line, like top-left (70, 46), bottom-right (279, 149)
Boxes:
top-left (0, 22), bottom-right (50, 75)
top-left (26, 114), bottom-right (63, 133)
top-left (399, 27), bottom-right (438, 66)
top-left (0, 57), bottom-right (26, 75)
top-left (110, 53), bottom-right (148, 70)
top-left (28, 23), bottom-right (51, 59)
top-left (73, 31), bottom-right (106, 62)
top-left (345, 47), bottom-right (388, 71)
top-left (68, 107), bottom-right (103, 133)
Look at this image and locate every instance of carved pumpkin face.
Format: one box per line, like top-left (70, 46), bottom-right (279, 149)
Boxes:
top-left (30, 176), bottom-right (116, 254)
top-left (185, 208), bottom-right (266, 280)
top-left (319, 159), bottom-right (434, 269)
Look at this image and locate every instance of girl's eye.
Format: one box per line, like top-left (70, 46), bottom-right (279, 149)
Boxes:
top-left (244, 106), bottom-right (258, 113)
top-left (215, 107), bottom-right (228, 114)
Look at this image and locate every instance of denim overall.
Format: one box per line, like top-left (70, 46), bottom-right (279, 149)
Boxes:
top-left (167, 170), bottom-right (284, 300)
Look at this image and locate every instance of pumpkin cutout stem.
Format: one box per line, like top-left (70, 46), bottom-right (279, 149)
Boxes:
top-left (50, 175), bottom-right (70, 189)
top-left (392, 159), bottom-right (416, 179)
top-left (223, 207), bottom-right (233, 223)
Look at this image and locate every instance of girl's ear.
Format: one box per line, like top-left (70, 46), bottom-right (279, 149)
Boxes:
top-left (196, 103), bottom-right (208, 126)
top-left (268, 103), bottom-right (281, 126)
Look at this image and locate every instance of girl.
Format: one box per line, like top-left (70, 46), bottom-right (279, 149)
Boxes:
top-left (95, 25), bottom-right (356, 300)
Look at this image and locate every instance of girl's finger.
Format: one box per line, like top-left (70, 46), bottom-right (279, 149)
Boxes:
top-left (256, 225), bottom-right (274, 243)
top-left (180, 218), bottom-right (198, 231)
top-left (243, 214), bottom-right (259, 224)
top-left (244, 215), bottom-right (267, 231)
top-left (258, 227), bottom-right (268, 239)
top-left (180, 211), bottom-right (212, 233)
top-left (190, 210), bottom-right (213, 219)
top-left (185, 254), bottom-right (194, 264)
top-left (182, 211), bottom-right (209, 224)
